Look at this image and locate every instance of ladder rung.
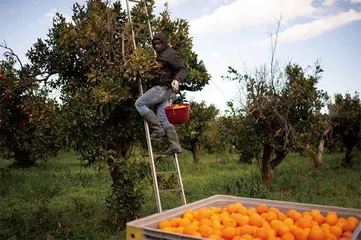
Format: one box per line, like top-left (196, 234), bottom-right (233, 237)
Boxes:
top-left (159, 188), bottom-right (181, 193)
top-left (156, 171), bottom-right (177, 175)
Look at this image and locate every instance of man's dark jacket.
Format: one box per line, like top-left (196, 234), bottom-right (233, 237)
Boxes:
top-left (152, 32), bottom-right (188, 87)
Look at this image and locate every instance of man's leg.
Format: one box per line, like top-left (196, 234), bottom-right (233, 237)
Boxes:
top-left (156, 92), bottom-right (181, 155)
top-left (135, 86), bottom-right (168, 138)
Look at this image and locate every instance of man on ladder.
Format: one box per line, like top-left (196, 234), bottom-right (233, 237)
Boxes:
top-left (135, 32), bottom-right (187, 156)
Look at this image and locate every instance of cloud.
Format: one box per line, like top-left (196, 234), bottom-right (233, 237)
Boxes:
top-left (154, 0), bottom-right (189, 9)
top-left (190, 0), bottom-right (316, 34)
top-left (350, 0), bottom-right (361, 3)
top-left (44, 9), bottom-right (72, 23)
top-left (255, 9), bottom-right (361, 45)
top-left (323, 0), bottom-right (335, 6)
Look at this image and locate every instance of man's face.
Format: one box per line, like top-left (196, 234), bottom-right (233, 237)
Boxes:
top-left (152, 39), bottom-right (163, 52)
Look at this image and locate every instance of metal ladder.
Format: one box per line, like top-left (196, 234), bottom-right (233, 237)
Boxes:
top-left (124, 0), bottom-right (187, 213)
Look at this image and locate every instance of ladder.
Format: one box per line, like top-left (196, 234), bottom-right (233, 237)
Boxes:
top-left (124, 0), bottom-right (187, 213)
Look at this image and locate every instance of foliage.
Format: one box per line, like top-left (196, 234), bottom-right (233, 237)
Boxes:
top-left (0, 54), bottom-right (63, 167)
top-left (329, 92), bottom-right (361, 164)
top-left (26, 0), bottom-right (210, 227)
top-left (224, 62), bottom-right (328, 184)
top-left (216, 103), bottom-right (264, 164)
top-left (177, 101), bottom-right (219, 164)
top-left (106, 158), bottom-right (149, 230)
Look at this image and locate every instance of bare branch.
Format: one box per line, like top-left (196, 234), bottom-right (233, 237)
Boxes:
top-left (0, 41), bottom-right (24, 69)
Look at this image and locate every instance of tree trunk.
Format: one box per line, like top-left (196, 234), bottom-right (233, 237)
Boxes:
top-left (270, 150), bottom-right (287, 169)
top-left (191, 143), bottom-right (200, 165)
top-left (314, 126), bottom-right (332, 168)
top-left (344, 145), bottom-right (354, 165)
top-left (261, 144), bottom-right (273, 186)
top-left (106, 141), bottom-right (134, 182)
top-left (13, 150), bottom-right (36, 167)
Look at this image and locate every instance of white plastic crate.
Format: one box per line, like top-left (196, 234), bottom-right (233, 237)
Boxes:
top-left (126, 195), bottom-right (361, 240)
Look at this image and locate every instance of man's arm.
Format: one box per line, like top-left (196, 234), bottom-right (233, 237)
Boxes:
top-left (168, 50), bottom-right (188, 83)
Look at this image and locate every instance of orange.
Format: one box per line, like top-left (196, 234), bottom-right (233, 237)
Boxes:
top-left (209, 234), bottom-right (222, 240)
top-left (347, 216), bottom-right (359, 225)
top-left (296, 217), bottom-right (313, 229)
top-left (227, 203), bottom-right (238, 214)
top-left (342, 231), bottom-right (353, 238)
top-left (174, 226), bottom-right (184, 234)
top-left (239, 234), bottom-right (253, 240)
top-left (158, 219), bottom-right (172, 229)
top-left (308, 228), bottom-right (325, 240)
top-left (257, 204), bottom-right (268, 214)
top-left (270, 219), bottom-right (283, 231)
top-left (255, 227), bottom-right (269, 239)
top-left (265, 212), bottom-right (278, 222)
top-left (248, 207), bottom-right (257, 216)
top-left (170, 217), bottom-right (181, 227)
top-left (291, 211), bottom-right (302, 222)
top-left (329, 225), bottom-right (342, 238)
top-left (283, 218), bottom-right (295, 226)
top-left (325, 212), bottom-right (338, 226)
top-left (192, 232), bottom-right (201, 237)
top-left (178, 218), bottom-right (191, 227)
top-left (324, 232), bottom-right (337, 240)
top-left (268, 207), bottom-right (281, 214)
top-left (277, 224), bottom-right (291, 236)
top-left (238, 206), bottom-right (249, 215)
top-left (196, 207), bottom-right (211, 220)
top-left (222, 226), bottom-right (236, 240)
top-left (249, 213), bottom-right (263, 227)
top-left (295, 230), bottom-right (309, 240)
top-left (237, 215), bottom-right (250, 226)
top-left (183, 224), bottom-right (198, 235)
top-left (162, 227), bottom-right (174, 233)
top-left (312, 214), bottom-right (325, 225)
top-left (286, 210), bottom-right (296, 218)
top-left (281, 232), bottom-right (295, 240)
top-left (278, 212), bottom-right (288, 221)
top-left (199, 224), bottom-right (213, 238)
top-left (183, 212), bottom-right (193, 221)
top-left (343, 220), bottom-right (357, 232)
top-left (236, 225), bottom-right (254, 236)
top-left (199, 218), bottom-right (212, 226)
top-left (222, 217), bottom-right (237, 228)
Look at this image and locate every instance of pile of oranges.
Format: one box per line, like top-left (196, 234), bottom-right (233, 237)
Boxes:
top-left (172, 104), bottom-right (187, 109)
top-left (157, 203), bottom-right (360, 240)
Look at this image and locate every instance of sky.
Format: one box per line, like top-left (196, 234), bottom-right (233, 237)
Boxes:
top-left (0, 0), bottom-right (360, 113)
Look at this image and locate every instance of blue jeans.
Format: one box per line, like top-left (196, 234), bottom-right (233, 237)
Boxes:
top-left (135, 85), bottom-right (176, 128)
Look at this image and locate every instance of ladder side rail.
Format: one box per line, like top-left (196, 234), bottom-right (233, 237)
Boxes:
top-left (173, 154), bottom-right (187, 205)
top-left (125, 0), bottom-right (163, 213)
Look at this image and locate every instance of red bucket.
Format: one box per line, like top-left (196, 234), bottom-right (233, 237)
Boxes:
top-left (165, 103), bottom-right (191, 124)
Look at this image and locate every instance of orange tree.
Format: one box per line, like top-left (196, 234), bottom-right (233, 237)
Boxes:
top-left (0, 49), bottom-right (63, 167)
top-left (176, 101), bottom-right (219, 164)
top-left (224, 63), bottom-right (328, 185)
top-left (26, 0), bottom-right (209, 227)
top-left (329, 92), bottom-right (361, 165)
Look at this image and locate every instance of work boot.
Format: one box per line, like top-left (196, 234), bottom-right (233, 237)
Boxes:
top-left (143, 111), bottom-right (165, 139)
top-left (159, 125), bottom-right (181, 155)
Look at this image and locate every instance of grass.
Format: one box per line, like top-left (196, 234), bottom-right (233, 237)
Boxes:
top-left (1, 149), bottom-right (360, 239)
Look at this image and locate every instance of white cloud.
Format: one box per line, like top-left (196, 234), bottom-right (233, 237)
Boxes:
top-left (323, 0), bottom-right (335, 6)
top-left (256, 9), bottom-right (361, 45)
top-left (190, 0), bottom-right (316, 34)
top-left (350, 0), bottom-right (361, 3)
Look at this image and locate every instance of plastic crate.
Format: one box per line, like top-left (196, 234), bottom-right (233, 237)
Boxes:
top-left (126, 195), bottom-right (361, 240)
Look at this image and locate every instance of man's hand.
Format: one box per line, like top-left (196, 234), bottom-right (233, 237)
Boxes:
top-left (171, 80), bottom-right (179, 92)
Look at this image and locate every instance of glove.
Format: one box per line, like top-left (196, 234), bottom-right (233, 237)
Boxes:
top-left (171, 80), bottom-right (179, 92)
